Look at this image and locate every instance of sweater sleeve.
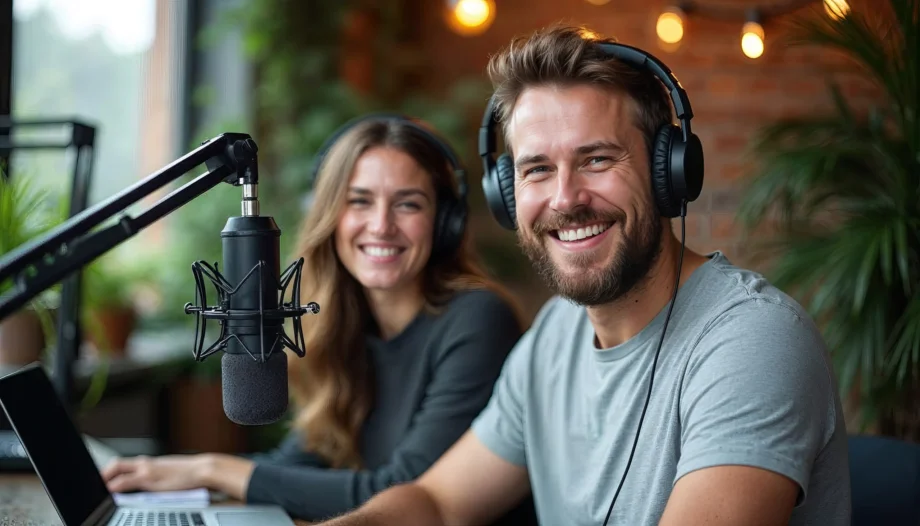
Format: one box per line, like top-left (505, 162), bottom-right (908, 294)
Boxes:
top-left (244, 291), bottom-right (522, 521)
top-left (240, 431), bottom-right (328, 468)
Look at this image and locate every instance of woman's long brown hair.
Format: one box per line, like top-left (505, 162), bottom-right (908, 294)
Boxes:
top-left (287, 118), bottom-right (522, 469)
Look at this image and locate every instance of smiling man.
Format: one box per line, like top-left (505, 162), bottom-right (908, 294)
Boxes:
top-left (318, 25), bottom-right (851, 526)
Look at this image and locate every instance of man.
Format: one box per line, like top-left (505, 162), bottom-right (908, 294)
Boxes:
top-left (317, 24), bottom-right (851, 526)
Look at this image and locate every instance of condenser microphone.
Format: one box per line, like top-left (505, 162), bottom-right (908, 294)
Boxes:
top-left (185, 179), bottom-right (319, 426)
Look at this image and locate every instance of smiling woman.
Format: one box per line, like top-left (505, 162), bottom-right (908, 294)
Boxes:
top-left (101, 114), bottom-right (534, 525)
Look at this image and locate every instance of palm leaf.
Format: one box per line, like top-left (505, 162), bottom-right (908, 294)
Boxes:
top-left (739, 0), bottom-right (920, 436)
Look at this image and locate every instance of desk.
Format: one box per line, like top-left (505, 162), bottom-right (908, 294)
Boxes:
top-left (0, 474), bottom-right (312, 526)
top-left (0, 474), bottom-right (59, 525)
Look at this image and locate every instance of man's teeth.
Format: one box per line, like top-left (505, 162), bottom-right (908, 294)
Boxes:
top-left (557, 223), bottom-right (610, 242)
top-left (364, 246), bottom-right (399, 257)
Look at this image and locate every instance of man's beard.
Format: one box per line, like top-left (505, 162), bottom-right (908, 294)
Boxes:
top-left (518, 205), bottom-right (663, 306)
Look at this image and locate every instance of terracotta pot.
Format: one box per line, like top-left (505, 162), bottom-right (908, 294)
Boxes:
top-left (169, 377), bottom-right (247, 454)
top-left (0, 309), bottom-right (46, 366)
top-left (87, 307), bottom-right (136, 358)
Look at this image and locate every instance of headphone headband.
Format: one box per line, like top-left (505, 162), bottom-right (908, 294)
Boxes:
top-left (310, 112), bottom-right (468, 199)
top-left (593, 43), bottom-right (694, 139)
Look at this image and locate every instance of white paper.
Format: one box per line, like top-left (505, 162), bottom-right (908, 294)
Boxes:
top-left (113, 488), bottom-right (211, 508)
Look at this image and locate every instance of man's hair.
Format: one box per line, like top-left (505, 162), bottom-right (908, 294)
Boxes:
top-left (486, 25), bottom-right (674, 155)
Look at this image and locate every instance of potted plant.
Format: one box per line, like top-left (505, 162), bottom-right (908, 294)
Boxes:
top-left (81, 252), bottom-right (141, 359)
top-left (737, 0), bottom-right (919, 439)
top-left (0, 173), bottom-right (62, 367)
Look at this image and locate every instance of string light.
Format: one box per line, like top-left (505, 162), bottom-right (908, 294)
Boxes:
top-left (585, 0), bottom-right (612, 4)
top-left (445, 0), bottom-right (495, 36)
top-left (648, 1), bottom-right (851, 59)
top-left (824, 0), bottom-right (849, 19)
top-left (656, 7), bottom-right (685, 45)
top-left (741, 17), bottom-right (765, 59)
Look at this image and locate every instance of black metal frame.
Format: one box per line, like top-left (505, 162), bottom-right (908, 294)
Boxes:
top-left (0, 118), bottom-right (96, 402)
top-left (0, 131), bottom-right (258, 402)
top-left (673, 0), bottom-right (818, 21)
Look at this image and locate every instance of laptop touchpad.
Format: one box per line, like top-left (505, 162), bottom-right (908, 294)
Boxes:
top-left (214, 511), bottom-right (283, 526)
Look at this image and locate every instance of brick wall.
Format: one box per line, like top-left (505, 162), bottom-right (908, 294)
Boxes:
top-left (410, 0), bottom-right (882, 314)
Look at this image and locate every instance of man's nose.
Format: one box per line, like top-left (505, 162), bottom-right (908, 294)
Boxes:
top-left (548, 169), bottom-right (590, 213)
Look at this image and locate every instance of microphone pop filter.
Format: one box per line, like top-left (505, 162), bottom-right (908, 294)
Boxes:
top-left (221, 351), bottom-right (288, 425)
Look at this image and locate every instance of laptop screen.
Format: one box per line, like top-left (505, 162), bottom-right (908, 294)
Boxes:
top-left (0, 364), bottom-right (112, 525)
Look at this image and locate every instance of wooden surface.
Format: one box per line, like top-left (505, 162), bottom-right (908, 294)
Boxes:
top-left (0, 474), bottom-right (312, 526)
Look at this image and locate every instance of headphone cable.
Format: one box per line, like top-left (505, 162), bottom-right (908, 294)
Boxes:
top-left (601, 199), bottom-right (687, 526)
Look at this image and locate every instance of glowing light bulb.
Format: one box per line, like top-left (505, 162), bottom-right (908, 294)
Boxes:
top-left (455, 0), bottom-right (489, 27)
top-left (445, 0), bottom-right (495, 36)
top-left (741, 21), bottom-right (764, 59)
top-left (585, 0), bottom-right (612, 4)
top-left (656, 8), bottom-right (685, 45)
top-left (824, 0), bottom-right (849, 20)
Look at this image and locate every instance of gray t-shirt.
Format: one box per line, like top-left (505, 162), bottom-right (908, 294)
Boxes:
top-left (472, 251), bottom-right (851, 525)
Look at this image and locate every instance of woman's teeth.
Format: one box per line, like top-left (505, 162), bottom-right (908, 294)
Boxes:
top-left (363, 246), bottom-right (399, 257)
top-left (557, 223), bottom-right (611, 242)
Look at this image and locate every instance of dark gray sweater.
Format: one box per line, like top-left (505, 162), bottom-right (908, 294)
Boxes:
top-left (244, 289), bottom-right (524, 522)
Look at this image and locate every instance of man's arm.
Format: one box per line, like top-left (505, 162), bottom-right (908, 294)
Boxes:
top-left (319, 430), bottom-right (530, 526)
top-left (660, 298), bottom-right (842, 525)
top-left (659, 466), bottom-right (798, 525)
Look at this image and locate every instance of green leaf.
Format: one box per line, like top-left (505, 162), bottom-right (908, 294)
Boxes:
top-left (886, 294), bottom-right (920, 387)
top-left (880, 224), bottom-right (894, 285)
top-left (894, 221), bottom-right (912, 295)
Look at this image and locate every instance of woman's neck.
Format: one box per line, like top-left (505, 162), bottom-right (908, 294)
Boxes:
top-left (365, 281), bottom-right (426, 341)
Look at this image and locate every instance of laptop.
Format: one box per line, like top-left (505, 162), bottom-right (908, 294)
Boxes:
top-left (0, 363), bottom-right (296, 526)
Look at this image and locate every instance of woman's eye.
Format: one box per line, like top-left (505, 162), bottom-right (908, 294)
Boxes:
top-left (347, 198), bottom-right (369, 206)
top-left (397, 202), bottom-right (422, 210)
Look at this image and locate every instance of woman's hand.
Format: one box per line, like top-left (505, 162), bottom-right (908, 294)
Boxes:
top-left (101, 454), bottom-right (256, 500)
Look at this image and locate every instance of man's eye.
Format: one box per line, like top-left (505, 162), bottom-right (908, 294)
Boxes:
top-left (524, 166), bottom-right (549, 176)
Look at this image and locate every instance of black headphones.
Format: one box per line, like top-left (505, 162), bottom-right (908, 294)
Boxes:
top-left (309, 113), bottom-right (469, 261)
top-left (478, 42), bottom-right (705, 230)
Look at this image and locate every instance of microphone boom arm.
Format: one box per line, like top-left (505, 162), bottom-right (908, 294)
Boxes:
top-left (0, 132), bottom-right (262, 322)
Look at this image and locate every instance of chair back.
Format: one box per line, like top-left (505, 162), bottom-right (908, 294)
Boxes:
top-left (849, 434), bottom-right (920, 525)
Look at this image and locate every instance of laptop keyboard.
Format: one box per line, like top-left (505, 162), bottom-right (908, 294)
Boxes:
top-left (117, 510), bottom-right (205, 526)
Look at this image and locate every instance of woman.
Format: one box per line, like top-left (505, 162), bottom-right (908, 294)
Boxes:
top-left (101, 115), bottom-right (527, 522)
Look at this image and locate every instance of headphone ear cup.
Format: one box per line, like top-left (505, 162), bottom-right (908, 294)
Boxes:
top-left (673, 132), bottom-right (705, 207)
top-left (482, 153), bottom-right (517, 230)
top-left (495, 153), bottom-right (517, 229)
top-left (432, 198), bottom-right (467, 261)
top-left (651, 125), bottom-right (680, 218)
top-left (431, 178), bottom-right (469, 262)
top-left (432, 201), bottom-right (449, 259)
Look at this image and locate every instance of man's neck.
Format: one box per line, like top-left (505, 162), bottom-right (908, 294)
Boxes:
top-left (586, 234), bottom-right (709, 349)
top-left (365, 281), bottom-right (426, 341)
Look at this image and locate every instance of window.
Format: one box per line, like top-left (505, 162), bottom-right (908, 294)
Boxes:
top-left (11, 0), bottom-right (186, 209)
